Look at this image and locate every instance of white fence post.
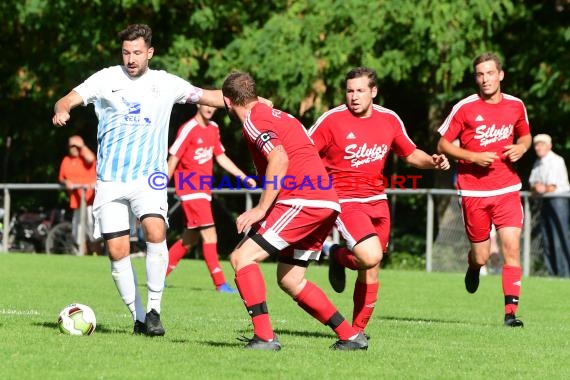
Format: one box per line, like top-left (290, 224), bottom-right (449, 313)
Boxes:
top-left (2, 188), bottom-right (10, 253)
top-left (425, 190), bottom-right (434, 273)
top-left (523, 194), bottom-right (531, 277)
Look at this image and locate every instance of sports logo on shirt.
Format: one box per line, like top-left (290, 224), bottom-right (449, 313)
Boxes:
top-left (346, 132), bottom-right (356, 140)
top-left (474, 124), bottom-right (514, 147)
top-left (193, 146), bottom-right (214, 165)
top-left (122, 98), bottom-right (141, 114)
top-left (255, 131), bottom-right (278, 150)
top-left (344, 143), bottom-right (388, 168)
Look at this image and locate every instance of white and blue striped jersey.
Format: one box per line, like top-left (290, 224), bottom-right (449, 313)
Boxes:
top-left (74, 65), bottom-right (203, 182)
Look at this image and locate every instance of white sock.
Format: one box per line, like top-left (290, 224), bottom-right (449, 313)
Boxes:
top-left (146, 240), bottom-right (168, 314)
top-left (111, 256), bottom-right (144, 322)
top-left (131, 266), bottom-right (146, 322)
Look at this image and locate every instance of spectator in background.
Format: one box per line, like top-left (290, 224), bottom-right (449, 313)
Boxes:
top-left (529, 133), bottom-right (570, 278)
top-left (437, 52), bottom-right (532, 327)
top-left (59, 135), bottom-right (99, 255)
top-left (166, 104), bottom-right (255, 293)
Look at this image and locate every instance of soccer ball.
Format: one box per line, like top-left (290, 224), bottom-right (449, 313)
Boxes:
top-left (57, 303), bottom-right (96, 336)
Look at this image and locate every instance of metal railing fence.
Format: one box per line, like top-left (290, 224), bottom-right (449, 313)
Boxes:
top-left (2, 183), bottom-right (568, 277)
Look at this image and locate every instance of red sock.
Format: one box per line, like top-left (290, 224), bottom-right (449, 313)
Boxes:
top-left (234, 264), bottom-right (273, 340)
top-left (502, 265), bottom-right (521, 315)
top-left (294, 281), bottom-right (357, 340)
top-left (202, 243), bottom-right (226, 287)
top-left (352, 280), bottom-right (379, 332)
top-left (166, 239), bottom-right (187, 276)
top-left (334, 246), bottom-right (359, 270)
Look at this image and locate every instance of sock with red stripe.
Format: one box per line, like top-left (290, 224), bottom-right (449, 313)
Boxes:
top-left (294, 281), bottom-right (357, 340)
top-left (352, 280), bottom-right (379, 332)
top-left (502, 265), bottom-right (522, 315)
top-left (166, 239), bottom-right (187, 276)
top-left (234, 264), bottom-right (274, 341)
top-left (334, 246), bottom-right (359, 270)
top-left (202, 242), bottom-right (226, 287)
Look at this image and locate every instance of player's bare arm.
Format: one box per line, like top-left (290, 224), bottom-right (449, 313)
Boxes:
top-left (503, 134), bottom-right (532, 163)
top-left (193, 89), bottom-right (272, 109)
top-left (236, 145), bottom-right (288, 234)
top-left (437, 137), bottom-right (498, 167)
top-left (194, 89), bottom-right (225, 108)
top-left (52, 91), bottom-right (84, 127)
top-left (403, 149), bottom-right (450, 170)
top-left (215, 154), bottom-right (256, 187)
top-left (167, 155), bottom-right (179, 179)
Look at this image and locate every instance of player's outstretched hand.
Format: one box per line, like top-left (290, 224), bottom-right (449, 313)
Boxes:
top-left (52, 112), bottom-right (70, 127)
top-left (432, 154), bottom-right (450, 170)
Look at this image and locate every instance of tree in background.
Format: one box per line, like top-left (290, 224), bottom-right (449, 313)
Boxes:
top-left (1, 1), bottom-right (568, 252)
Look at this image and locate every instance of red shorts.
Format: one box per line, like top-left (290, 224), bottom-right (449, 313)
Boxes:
top-left (460, 192), bottom-right (523, 243)
top-left (336, 199), bottom-right (390, 251)
top-left (181, 199), bottom-right (214, 229)
top-left (249, 203), bottom-right (338, 263)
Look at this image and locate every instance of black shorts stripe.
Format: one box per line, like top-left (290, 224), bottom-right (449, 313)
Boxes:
top-left (248, 231), bottom-right (280, 256)
top-left (355, 233), bottom-right (377, 247)
top-left (278, 256), bottom-right (310, 267)
top-left (140, 213), bottom-right (165, 222)
top-left (102, 229), bottom-right (131, 240)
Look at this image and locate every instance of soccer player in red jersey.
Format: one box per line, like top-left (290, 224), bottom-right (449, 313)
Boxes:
top-left (308, 67), bottom-right (450, 339)
top-left (166, 104), bottom-right (255, 293)
top-left (222, 71), bottom-right (368, 351)
top-left (437, 52), bottom-right (532, 327)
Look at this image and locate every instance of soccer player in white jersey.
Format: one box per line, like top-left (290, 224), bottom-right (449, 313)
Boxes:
top-left (52, 24), bottom-right (227, 336)
top-left (437, 52), bottom-right (532, 327)
top-left (308, 67), bottom-right (449, 341)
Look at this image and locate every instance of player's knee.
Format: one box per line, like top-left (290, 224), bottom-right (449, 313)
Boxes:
top-left (358, 252), bottom-right (382, 269)
top-left (229, 249), bottom-right (244, 271)
top-left (276, 276), bottom-right (301, 297)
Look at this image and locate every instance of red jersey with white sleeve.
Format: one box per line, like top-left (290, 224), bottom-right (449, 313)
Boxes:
top-left (169, 117), bottom-right (225, 200)
top-left (438, 93), bottom-right (531, 197)
top-left (308, 104), bottom-right (416, 201)
top-left (243, 103), bottom-right (339, 211)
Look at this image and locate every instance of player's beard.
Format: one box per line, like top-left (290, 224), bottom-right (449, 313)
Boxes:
top-left (224, 99), bottom-right (239, 122)
top-left (126, 63), bottom-right (147, 78)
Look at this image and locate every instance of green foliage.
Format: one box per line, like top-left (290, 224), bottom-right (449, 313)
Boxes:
top-left (384, 251), bottom-right (426, 271)
top-left (1, 0), bottom-right (569, 249)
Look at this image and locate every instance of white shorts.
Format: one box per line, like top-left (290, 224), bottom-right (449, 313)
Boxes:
top-left (72, 205), bottom-right (96, 244)
top-left (92, 177), bottom-right (168, 239)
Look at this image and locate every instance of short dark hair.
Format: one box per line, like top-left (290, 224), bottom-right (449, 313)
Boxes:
top-left (473, 52), bottom-right (503, 73)
top-left (118, 24), bottom-right (152, 47)
top-left (345, 67), bottom-right (378, 89)
top-left (222, 71), bottom-right (258, 106)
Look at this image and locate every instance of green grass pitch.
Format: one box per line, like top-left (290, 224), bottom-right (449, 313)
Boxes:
top-left (1, 253), bottom-right (569, 379)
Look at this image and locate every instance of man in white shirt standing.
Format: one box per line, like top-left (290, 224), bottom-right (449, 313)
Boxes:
top-left (52, 24), bottom-right (226, 336)
top-left (529, 133), bottom-right (570, 277)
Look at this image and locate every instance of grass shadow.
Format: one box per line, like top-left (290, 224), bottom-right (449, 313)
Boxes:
top-left (34, 321), bottom-right (121, 334)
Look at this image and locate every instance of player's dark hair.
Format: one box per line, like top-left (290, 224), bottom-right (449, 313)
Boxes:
top-left (473, 52), bottom-right (503, 73)
top-left (345, 67), bottom-right (377, 89)
top-left (118, 24), bottom-right (152, 47)
top-left (222, 71), bottom-right (258, 106)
